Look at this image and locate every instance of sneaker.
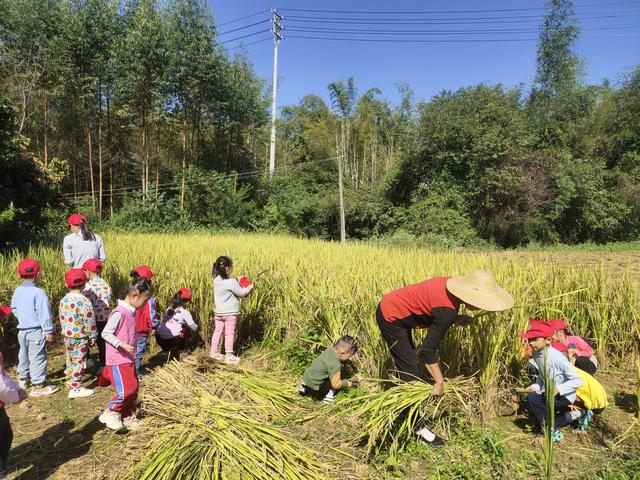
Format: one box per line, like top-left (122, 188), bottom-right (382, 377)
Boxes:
top-left (18, 379), bottom-right (29, 390)
top-left (29, 385), bottom-right (59, 397)
top-left (298, 382), bottom-right (307, 394)
top-left (68, 387), bottom-right (94, 399)
top-left (122, 414), bottom-right (143, 430)
top-left (224, 354), bottom-right (240, 365)
top-left (322, 389), bottom-right (336, 404)
top-left (210, 352), bottom-right (225, 361)
top-left (99, 409), bottom-right (124, 430)
top-left (552, 430), bottom-right (564, 442)
top-left (416, 427), bottom-right (446, 446)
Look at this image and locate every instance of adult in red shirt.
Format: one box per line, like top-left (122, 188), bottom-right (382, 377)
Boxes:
top-left (377, 270), bottom-right (513, 395)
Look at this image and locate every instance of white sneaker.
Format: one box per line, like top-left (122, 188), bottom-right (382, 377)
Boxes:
top-left (29, 385), bottom-right (59, 397)
top-left (322, 389), bottom-right (336, 403)
top-left (123, 414), bottom-right (143, 430)
top-left (210, 352), bottom-right (225, 361)
top-left (224, 354), bottom-right (241, 365)
top-left (99, 409), bottom-right (124, 430)
top-left (68, 387), bottom-right (94, 399)
top-left (18, 379), bottom-right (29, 389)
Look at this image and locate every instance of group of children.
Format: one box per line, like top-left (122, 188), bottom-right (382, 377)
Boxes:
top-left (520, 318), bottom-right (608, 441)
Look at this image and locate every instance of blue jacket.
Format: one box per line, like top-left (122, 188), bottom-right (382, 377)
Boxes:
top-left (11, 283), bottom-right (54, 332)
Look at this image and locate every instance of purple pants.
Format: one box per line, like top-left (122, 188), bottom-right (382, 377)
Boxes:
top-left (210, 315), bottom-right (238, 355)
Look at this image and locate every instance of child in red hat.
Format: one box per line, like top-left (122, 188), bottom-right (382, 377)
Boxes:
top-left (82, 259), bottom-right (112, 369)
top-left (155, 288), bottom-right (198, 356)
top-left (59, 269), bottom-right (97, 399)
top-left (518, 322), bottom-right (583, 442)
top-left (0, 307), bottom-right (27, 480)
top-left (11, 259), bottom-right (58, 397)
top-left (130, 266), bottom-right (158, 374)
top-left (547, 319), bottom-right (598, 375)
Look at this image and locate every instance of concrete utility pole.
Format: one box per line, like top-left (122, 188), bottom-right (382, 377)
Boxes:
top-left (268, 9), bottom-right (283, 180)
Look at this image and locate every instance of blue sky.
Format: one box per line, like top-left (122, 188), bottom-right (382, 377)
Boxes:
top-left (209, 1), bottom-right (640, 108)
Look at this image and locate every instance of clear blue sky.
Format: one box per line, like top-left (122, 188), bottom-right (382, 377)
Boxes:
top-left (209, 0), bottom-right (640, 108)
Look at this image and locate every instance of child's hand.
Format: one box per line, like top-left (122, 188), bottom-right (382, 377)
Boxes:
top-left (515, 386), bottom-right (535, 394)
top-left (120, 343), bottom-right (135, 353)
top-left (432, 382), bottom-right (445, 396)
top-left (44, 332), bottom-right (54, 343)
top-left (454, 314), bottom-right (473, 327)
top-left (567, 347), bottom-right (577, 358)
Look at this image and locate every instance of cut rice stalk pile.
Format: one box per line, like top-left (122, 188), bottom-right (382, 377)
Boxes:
top-left (327, 377), bottom-right (479, 456)
top-left (132, 360), bottom-right (325, 480)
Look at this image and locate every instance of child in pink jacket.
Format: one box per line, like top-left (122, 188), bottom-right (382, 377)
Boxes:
top-left (0, 306), bottom-right (28, 480)
top-left (548, 319), bottom-right (598, 375)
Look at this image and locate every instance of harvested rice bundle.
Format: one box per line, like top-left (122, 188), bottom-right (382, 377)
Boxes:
top-left (133, 362), bottom-right (325, 480)
top-left (327, 377), bottom-right (479, 455)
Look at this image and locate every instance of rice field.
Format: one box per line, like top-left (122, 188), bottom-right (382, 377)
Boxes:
top-left (0, 233), bottom-right (638, 479)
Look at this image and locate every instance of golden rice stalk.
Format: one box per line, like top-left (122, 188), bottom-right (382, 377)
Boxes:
top-left (322, 377), bottom-right (479, 456)
top-left (132, 362), bottom-right (325, 480)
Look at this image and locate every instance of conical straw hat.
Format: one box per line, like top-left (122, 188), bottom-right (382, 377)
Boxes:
top-left (446, 270), bottom-right (514, 312)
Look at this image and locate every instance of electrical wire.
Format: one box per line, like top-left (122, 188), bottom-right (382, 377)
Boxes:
top-left (226, 37), bottom-right (273, 51)
top-left (217, 9), bottom-right (270, 27)
top-left (61, 157), bottom-right (339, 198)
top-left (218, 29), bottom-right (272, 44)
top-left (218, 19), bottom-right (271, 36)
top-left (277, 2), bottom-right (640, 15)
top-left (286, 33), bottom-right (639, 43)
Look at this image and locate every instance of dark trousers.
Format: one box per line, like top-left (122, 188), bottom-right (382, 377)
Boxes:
top-left (96, 321), bottom-right (107, 366)
top-left (0, 409), bottom-right (13, 477)
top-left (376, 304), bottom-right (420, 381)
top-left (575, 356), bottom-right (597, 375)
top-left (156, 335), bottom-right (185, 352)
top-left (300, 378), bottom-right (332, 400)
top-left (527, 392), bottom-right (574, 429)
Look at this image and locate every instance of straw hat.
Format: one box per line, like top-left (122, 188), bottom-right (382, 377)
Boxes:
top-left (446, 270), bottom-right (514, 312)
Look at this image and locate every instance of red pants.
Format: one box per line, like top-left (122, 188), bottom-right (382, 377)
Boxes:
top-left (98, 363), bottom-right (138, 418)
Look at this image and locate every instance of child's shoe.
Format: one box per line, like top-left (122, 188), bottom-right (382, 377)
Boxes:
top-left (123, 414), bottom-right (143, 430)
top-left (552, 430), bottom-right (564, 442)
top-left (99, 409), bottom-right (124, 430)
top-left (29, 385), bottom-right (59, 397)
top-left (18, 378), bottom-right (29, 390)
top-left (210, 352), bottom-right (225, 361)
top-left (322, 389), bottom-right (336, 404)
top-left (416, 427), bottom-right (446, 446)
top-left (68, 387), bottom-right (94, 399)
top-left (224, 354), bottom-right (241, 365)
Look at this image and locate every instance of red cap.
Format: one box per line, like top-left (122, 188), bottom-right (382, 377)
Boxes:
top-left (67, 213), bottom-right (87, 226)
top-left (547, 319), bottom-right (568, 331)
top-left (520, 323), bottom-right (554, 339)
top-left (238, 276), bottom-right (251, 288)
top-left (0, 306), bottom-right (12, 319)
top-left (178, 288), bottom-right (192, 300)
top-left (551, 341), bottom-right (568, 352)
top-left (82, 258), bottom-right (103, 273)
top-left (65, 269), bottom-right (87, 288)
top-left (133, 266), bottom-right (154, 280)
top-left (18, 259), bottom-right (40, 277)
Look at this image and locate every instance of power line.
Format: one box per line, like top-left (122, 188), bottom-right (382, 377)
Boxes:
top-left (226, 37), bottom-right (273, 51)
top-left (286, 33), bottom-right (639, 43)
top-left (218, 9), bottom-right (270, 27)
top-left (286, 24), bottom-right (640, 36)
top-left (61, 157), bottom-right (339, 198)
top-left (277, 2), bottom-right (640, 15)
top-left (218, 29), bottom-right (272, 44)
top-left (218, 19), bottom-right (270, 36)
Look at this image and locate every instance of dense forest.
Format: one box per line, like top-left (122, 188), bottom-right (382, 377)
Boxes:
top-left (1, 0), bottom-right (638, 248)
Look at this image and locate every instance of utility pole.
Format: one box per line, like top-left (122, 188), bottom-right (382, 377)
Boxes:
top-left (268, 9), bottom-right (283, 180)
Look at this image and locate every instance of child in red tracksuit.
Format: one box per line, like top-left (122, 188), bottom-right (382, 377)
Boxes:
top-left (129, 266), bottom-right (158, 373)
top-left (98, 278), bottom-right (153, 431)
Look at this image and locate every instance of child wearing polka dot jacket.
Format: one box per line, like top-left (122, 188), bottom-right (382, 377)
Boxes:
top-left (59, 269), bottom-right (97, 399)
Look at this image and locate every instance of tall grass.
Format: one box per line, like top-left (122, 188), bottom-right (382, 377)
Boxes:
top-left (0, 233), bottom-right (637, 405)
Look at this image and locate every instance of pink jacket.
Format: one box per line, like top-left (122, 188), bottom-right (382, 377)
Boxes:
top-left (0, 352), bottom-right (20, 409)
top-left (102, 300), bottom-right (137, 365)
top-left (563, 335), bottom-right (595, 358)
